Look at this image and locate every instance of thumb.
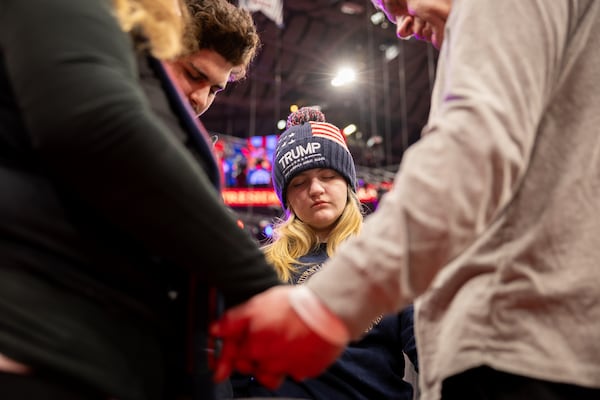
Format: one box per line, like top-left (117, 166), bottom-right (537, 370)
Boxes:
top-left (210, 304), bottom-right (253, 383)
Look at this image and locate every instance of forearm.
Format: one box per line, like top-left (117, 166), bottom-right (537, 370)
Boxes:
top-left (306, 0), bottom-right (567, 339)
top-left (1, 0), bottom-right (280, 292)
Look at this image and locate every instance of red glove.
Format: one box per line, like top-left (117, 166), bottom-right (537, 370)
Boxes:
top-left (210, 285), bottom-right (347, 388)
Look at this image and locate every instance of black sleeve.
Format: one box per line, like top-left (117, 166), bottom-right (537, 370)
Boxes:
top-left (0, 0), bottom-right (281, 300)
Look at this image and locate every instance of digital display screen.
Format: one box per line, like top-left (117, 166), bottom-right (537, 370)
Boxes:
top-left (214, 134), bottom-right (278, 188)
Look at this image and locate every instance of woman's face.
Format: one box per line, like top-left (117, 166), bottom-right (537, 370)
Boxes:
top-left (286, 168), bottom-right (349, 240)
top-left (379, 0), bottom-right (452, 49)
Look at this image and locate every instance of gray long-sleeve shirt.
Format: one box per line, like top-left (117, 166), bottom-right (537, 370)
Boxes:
top-left (306, 0), bottom-right (600, 398)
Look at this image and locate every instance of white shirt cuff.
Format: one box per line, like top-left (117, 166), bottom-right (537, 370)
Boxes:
top-left (288, 285), bottom-right (350, 347)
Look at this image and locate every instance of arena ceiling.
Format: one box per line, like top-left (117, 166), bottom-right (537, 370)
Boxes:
top-left (200, 0), bottom-right (439, 170)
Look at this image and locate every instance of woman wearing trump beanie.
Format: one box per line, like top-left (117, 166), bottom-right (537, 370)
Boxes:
top-left (231, 108), bottom-right (419, 400)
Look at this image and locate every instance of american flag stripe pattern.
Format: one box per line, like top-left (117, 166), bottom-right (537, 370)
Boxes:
top-left (309, 121), bottom-right (349, 151)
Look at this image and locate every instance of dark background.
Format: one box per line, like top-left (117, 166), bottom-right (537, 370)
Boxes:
top-left (201, 0), bottom-right (439, 174)
top-left (202, 0), bottom-right (440, 239)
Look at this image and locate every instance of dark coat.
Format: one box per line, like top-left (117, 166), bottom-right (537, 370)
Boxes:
top-left (0, 0), bottom-right (279, 399)
top-left (233, 244), bottom-right (418, 400)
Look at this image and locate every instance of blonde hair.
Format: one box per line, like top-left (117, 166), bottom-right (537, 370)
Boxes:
top-left (263, 188), bottom-right (364, 282)
top-left (112, 0), bottom-right (188, 59)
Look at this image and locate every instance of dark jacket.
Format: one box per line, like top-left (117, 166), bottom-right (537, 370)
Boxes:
top-left (0, 0), bottom-right (280, 399)
top-left (232, 244), bottom-right (418, 400)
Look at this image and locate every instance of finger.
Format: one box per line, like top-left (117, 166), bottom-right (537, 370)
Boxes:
top-left (211, 331), bottom-right (246, 382)
top-left (212, 358), bottom-right (233, 383)
top-left (254, 370), bottom-right (285, 389)
top-left (210, 306), bottom-right (253, 381)
top-left (233, 357), bottom-right (255, 375)
top-left (217, 335), bottom-right (242, 367)
top-left (210, 306), bottom-right (252, 338)
top-left (289, 369), bottom-right (314, 382)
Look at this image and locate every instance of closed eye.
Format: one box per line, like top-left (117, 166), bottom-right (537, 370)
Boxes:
top-left (185, 68), bottom-right (206, 83)
top-left (185, 63), bottom-right (225, 95)
top-left (291, 180), bottom-right (306, 187)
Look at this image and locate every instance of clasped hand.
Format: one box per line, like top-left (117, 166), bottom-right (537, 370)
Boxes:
top-left (210, 285), bottom-right (345, 389)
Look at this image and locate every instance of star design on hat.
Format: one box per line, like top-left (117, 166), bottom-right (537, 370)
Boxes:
top-left (279, 137), bottom-right (296, 149)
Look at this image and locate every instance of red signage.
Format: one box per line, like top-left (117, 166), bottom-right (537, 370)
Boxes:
top-left (222, 187), bottom-right (380, 207)
top-left (222, 188), bottom-right (280, 207)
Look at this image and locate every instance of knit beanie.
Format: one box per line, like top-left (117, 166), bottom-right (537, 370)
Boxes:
top-left (273, 107), bottom-right (357, 207)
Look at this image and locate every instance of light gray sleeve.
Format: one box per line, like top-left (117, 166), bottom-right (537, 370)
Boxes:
top-left (306, 0), bottom-right (572, 338)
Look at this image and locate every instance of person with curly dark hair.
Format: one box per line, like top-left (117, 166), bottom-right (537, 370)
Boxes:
top-left (0, 0), bottom-right (279, 399)
top-left (166, 0), bottom-right (260, 117)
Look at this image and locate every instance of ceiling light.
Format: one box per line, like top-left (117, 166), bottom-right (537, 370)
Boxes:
top-left (331, 67), bottom-right (356, 87)
top-left (385, 45), bottom-right (399, 61)
top-left (340, 2), bottom-right (364, 15)
top-left (366, 135), bottom-right (383, 147)
top-left (370, 11), bottom-right (385, 25)
top-left (343, 124), bottom-right (357, 136)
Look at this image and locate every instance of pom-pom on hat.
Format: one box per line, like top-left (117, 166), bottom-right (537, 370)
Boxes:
top-left (273, 107), bottom-right (357, 207)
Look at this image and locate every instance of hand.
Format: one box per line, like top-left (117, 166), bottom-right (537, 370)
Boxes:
top-left (210, 285), bottom-right (345, 388)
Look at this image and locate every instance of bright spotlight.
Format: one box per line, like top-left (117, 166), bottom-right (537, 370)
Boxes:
top-left (370, 11), bottom-right (385, 25)
top-left (290, 104), bottom-right (299, 112)
top-left (385, 45), bottom-right (399, 61)
top-left (331, 67), bottom-right (356, 87)
top-left (343, 124), bottom-right (357, 136)
top-left (277, 119), bottom-right (287, 130)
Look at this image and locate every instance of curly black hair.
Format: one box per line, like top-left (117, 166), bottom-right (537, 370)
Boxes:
top-left (182, 0), bottom-right (261, 80)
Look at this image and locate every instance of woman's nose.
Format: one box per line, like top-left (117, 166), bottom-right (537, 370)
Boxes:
top-left (396, 15), bottom-right (414, 40)
top-left (309, 179), bottom-right (325, 195)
